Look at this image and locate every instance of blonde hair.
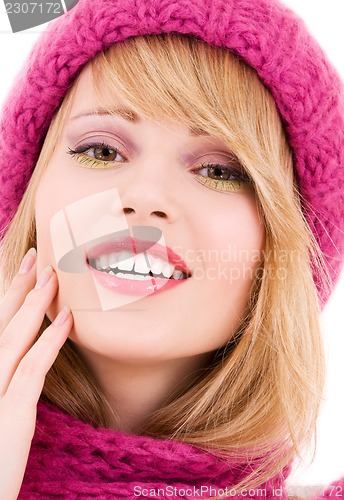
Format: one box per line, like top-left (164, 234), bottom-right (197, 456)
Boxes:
top-left (0, 35), bottom-right (326, 491)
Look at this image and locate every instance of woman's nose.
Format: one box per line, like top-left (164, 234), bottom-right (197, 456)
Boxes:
top-left (114, 161), bottom-right (182, 224)
top-left (122, 207), bottom-right (168, 219)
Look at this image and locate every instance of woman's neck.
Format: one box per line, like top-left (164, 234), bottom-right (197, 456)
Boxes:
top-left (75, 347), bottom-right (213, 433)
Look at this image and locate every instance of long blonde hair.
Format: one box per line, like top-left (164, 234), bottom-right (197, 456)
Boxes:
top-left (0, 35), bottom-right (326, 490)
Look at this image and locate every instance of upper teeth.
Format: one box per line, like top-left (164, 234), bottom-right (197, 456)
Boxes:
top-left (90, 251), bottom-right (184, 279)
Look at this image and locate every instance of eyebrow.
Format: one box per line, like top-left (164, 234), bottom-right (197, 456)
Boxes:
top-left (189, 126), bottom-right (209, 137)
top-left (68, 107), bottom-right (209, 136)
top-left (68, 107), bottom-right (139, 123)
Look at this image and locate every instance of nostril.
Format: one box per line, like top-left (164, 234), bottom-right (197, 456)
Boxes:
top-left (123, 207), bottom-right (135, 214)
top-left (122, 208), bottom-right (167, 218)
top-left (152, 211), bottom-right (167, 218)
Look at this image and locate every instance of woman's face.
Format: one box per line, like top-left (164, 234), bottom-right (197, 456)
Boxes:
top-left (35, 67), bottom-right (265, 364)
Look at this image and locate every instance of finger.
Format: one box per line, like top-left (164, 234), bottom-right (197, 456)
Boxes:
top-left (4, 306), bottom-right (72, 408)
top-left (0, 307), bottom-right (72, 500)
top-left (0, 266), bottom-right (58, 396)
top-left (0, 248), bottom-right (37, 336)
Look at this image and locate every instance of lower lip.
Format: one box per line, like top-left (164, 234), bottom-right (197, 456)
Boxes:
top-left (89, 266), bottom-right (187, 297)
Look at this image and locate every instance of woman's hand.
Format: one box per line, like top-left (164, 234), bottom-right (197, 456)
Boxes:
top-left (0, 248), bottom-right (73, 499)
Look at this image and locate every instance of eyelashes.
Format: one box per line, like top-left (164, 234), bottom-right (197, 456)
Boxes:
top-left (67, 141), bottom-right (127, 169)
top-left (66, 141), bottom-right (252, 192)
top-left (192, 163), bottom-right (251, 192)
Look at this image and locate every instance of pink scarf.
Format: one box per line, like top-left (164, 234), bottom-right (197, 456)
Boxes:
top-left (19, 402), bottom-right (291, 499)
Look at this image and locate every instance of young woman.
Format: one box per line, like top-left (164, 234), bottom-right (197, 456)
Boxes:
top-left (0, 0), bottom-right (343, 498)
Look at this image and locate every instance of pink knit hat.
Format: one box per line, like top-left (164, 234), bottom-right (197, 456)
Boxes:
top-left (0, 0), bottom-right (343, 303)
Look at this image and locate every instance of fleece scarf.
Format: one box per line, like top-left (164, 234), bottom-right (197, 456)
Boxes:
top-left (18, 402), bottom-right (344, 499)
top-left (19, 401), bottom-right (291, 499)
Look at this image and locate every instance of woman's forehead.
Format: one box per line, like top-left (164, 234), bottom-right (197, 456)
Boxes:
top-left (66, 64), bottom-right (210, 138)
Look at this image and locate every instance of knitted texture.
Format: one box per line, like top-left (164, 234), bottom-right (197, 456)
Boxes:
top-left (19, 401), bottom-right (291, 499)
top-left (18, 402), bottom-right (344, 499)
top-left (0, 0), bottom-right (344, 303)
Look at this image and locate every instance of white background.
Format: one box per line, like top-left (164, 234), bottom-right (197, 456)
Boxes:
top-left (0, 0), bottom-right (343, 489)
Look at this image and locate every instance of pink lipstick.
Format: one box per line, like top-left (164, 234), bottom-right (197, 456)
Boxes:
top-left (86, 236), bottom-right (191, 297)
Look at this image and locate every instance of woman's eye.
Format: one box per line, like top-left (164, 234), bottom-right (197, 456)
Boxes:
top-left (202, 166), bottom-right (234, 181)
top-left (67, 142), bottom-right (127, 169)
top-left (193, 163), bottom-right (251, 192)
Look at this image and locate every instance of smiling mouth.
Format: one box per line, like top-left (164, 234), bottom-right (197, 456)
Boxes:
top-left (88, 251), bottom-right (191, 281)
top-left (54, 224), bottom-right (191, 302)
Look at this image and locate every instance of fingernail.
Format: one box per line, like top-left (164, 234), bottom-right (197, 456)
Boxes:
top-left (18, 248), bottom-right (37, 275)
top-left (53, 306), bottom-right (71, 326)
top-left (35, 266), bottom-right (54, 289)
